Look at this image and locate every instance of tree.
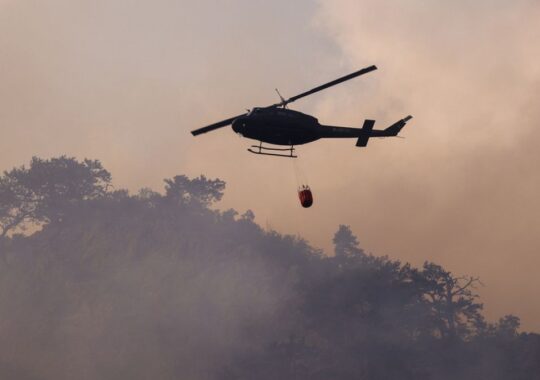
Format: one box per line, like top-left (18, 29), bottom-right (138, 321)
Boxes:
top-left (164, 175), bottom-right (225, 207)
top-left (420, 262), bottom-right (483, 340)
top-left (332, 225), bottom-right (365, 259)
top-left (495, 315), bottom-right (521, 338)
top-left (0, 156), bottom-right (111, 237)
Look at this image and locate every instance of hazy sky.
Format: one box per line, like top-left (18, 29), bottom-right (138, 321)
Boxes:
top-left (1, 0), bottom-right (540, 330)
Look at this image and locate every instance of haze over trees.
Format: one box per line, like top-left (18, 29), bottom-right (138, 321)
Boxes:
top-left (0, 156), bottom-right (111, 237)
top-left (0, 157), bottom-right (539, 380)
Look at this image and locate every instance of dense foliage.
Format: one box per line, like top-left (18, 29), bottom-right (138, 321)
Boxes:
top-left (0, 157), bottom-right (538, 380)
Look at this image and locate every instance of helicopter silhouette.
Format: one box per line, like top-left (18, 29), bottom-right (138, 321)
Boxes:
top-left (191, 65), bottom-right (412, 158)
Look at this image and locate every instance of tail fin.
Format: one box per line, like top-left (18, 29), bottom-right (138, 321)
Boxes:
top-left (384, 115), bottom-right (412, 136)
top-left (356, 119), bottom-right (375, 147)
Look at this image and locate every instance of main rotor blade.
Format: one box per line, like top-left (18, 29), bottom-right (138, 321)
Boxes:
top-left (278, 65), bottom-right (377, 107)
top-left (191, 113), bottom-right (247, 136)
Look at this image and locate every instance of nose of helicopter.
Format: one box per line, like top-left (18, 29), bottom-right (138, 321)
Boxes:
top-left (231, 116), bottom-right (247, 134)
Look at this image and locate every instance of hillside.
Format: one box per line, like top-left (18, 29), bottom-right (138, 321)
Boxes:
top-left (0, 157), bottom-right (539, 380)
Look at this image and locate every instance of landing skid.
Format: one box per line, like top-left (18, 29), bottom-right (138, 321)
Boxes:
top-left (247, 142), bottom-right (297, 158)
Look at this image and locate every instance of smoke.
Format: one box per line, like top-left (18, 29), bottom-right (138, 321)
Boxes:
top-left (310, 0), bottom-right (540, 328)
top-left (1, 0), bottom-right (540, 331)
top-left (0, 207), bottom-right (303, 379)
top-left (1, 155), bottom-right (539, 378)
top-left (0, 0), bottom-right (334, 189)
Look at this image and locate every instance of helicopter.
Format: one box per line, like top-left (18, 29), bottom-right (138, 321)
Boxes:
top-left (191, 65), bottom-right (412, 158)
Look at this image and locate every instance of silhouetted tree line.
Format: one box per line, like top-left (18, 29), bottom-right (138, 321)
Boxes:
top-left (0, 157), bottom-right (538, 380)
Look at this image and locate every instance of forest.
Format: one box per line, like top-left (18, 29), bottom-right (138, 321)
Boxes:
top-left (1, 156), bottom-right (539, 380)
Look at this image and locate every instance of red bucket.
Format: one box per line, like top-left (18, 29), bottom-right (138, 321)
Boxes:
top-left (298, 186), bottom-right (313, 208)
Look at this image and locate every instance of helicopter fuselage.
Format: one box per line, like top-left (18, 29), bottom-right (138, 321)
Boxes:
top-left (232, 107), bottom-right (370, 146)
top-left (232, 107), bottom-right (320, 145)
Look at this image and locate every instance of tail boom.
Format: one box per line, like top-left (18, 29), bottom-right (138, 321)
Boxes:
top-left (317, 115), bottom-right (412, 147)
